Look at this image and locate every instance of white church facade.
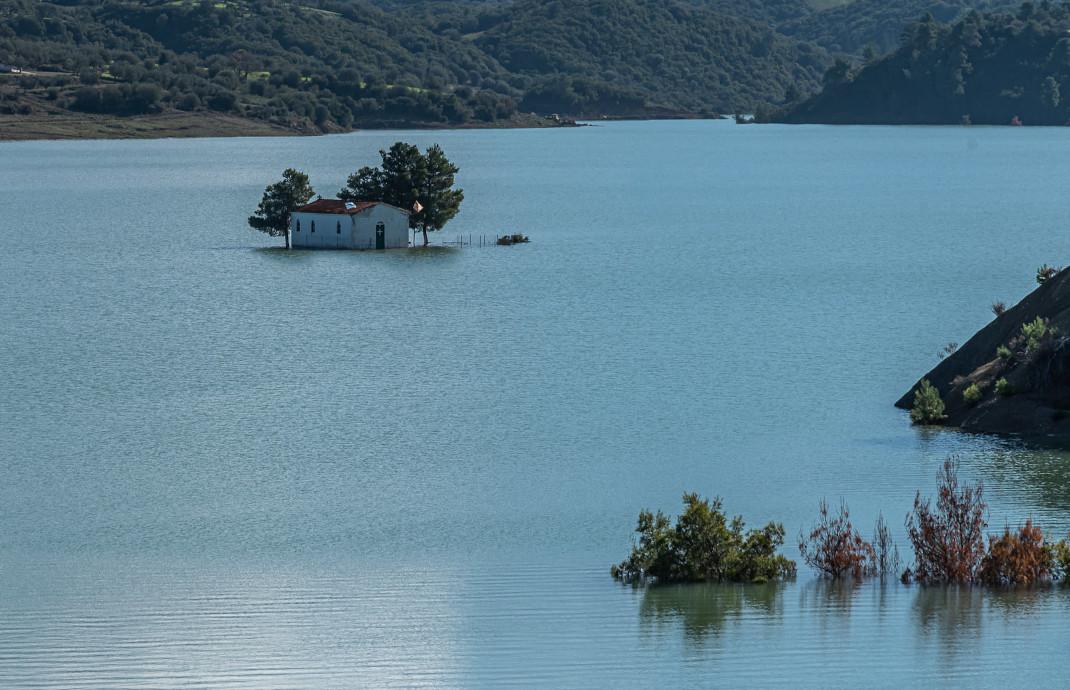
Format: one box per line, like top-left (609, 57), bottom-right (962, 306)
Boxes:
top-left (291, 199), bottom-right (411, 249)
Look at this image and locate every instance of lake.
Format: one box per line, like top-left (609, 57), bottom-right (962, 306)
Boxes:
top-left (2, 120), bottom-right (1070, 688)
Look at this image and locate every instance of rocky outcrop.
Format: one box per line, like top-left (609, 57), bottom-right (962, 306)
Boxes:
top-left (897, 268), bottom-right (1070, 437)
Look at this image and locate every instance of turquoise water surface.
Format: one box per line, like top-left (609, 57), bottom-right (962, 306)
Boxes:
top-left (2, 120), bottom-right (1070, 687)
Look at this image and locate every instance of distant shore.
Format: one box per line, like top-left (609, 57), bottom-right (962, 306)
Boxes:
top-left (0, 110), bottom-right (584, 143)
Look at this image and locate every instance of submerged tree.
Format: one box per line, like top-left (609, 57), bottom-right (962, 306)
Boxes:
top-left (799, 499), bottom-right (876, 579)
top-left (978, 519), bottom-right (1053, 586)
top-left (340, 142), bottom-right (464, 246)
top-left (612, 493), bottom-right (796, 584)
top-left (248, 168), bottom-right (315, 249)
top-left (905, 457), bottom-right (987, 584)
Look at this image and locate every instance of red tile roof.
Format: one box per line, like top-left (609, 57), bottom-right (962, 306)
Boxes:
top-left (294, 198), bottom-right (379, 215)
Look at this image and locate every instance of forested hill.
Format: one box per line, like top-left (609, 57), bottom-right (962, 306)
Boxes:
top-left (470, 0), bottom-right (828, 114)
top-left (380, 0), bottom-right (1016, 55)
top-left (776, 0), bottom-right (1019, 54)
top-left (0, 0), bottom-right (834, 135)
top-left (0, 0), bottom-right (1047, 137)
top-left (778, 5), bottom-right (1070, 126)
top-left (0, 0), bottom-right (523, 132)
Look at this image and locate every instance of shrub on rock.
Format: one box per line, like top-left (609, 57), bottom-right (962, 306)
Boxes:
top-left (910, 380), bottom-right (946, 425)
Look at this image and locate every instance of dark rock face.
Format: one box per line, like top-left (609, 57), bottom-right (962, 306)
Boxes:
top-left (897, 268), bottom-right (1070, 437)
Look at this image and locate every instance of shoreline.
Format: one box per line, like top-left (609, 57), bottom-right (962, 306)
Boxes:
top-left (0, 109), bottom-right (727, 144)
top-left (0, 110), bottom-right (586, 143)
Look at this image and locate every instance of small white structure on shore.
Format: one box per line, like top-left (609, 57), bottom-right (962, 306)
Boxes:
top-left (291, 199), bottom-right (410, 249)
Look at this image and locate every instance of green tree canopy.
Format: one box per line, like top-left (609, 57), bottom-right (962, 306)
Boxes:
top-left (248, 168), bottom-right (315, 249)
top-left (340, 142), bottom-right (464, 246)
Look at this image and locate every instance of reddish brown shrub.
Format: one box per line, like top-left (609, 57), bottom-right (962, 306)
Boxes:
top-left (905, 458), bottom-right (987, 584)
top-left (979, 520), bottom-right (1053, 586)
top-left (800, 500), bottom-right (876, 579)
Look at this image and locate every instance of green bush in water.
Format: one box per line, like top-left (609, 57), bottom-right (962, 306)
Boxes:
top-left (1053, 537), bottom-right (1070, 583)
top-left (910, 380), bottom-right (946, 425)
top-left (612, 493), bottom-right (796, 584)
top-left (963, 383), bottom-right (983, 405)
top-left (996, 377), bottom-right (1015, 397)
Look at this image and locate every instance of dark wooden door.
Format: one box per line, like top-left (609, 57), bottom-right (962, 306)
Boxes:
top-left (375, 223), bottom-right (385, 250)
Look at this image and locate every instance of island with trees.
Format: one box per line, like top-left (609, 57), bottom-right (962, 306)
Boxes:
top-left (248, 142), bottom-right (463, 248)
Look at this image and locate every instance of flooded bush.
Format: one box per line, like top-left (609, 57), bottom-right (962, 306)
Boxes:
top-left (799, 500), bottom-right (876, 579)
top-left (910, 379), bottom-right (946, 425)
top-left (1053, 537), bottom-right (1070, 581)
top-left (612, 493), bottom-right (796, 585)
top-left (978, 520), bottom-right (1053, 586)
top-left (873, 513), bottom-right (901, 578)
top-left (963, 383), bottom-right (983, 405)
top-left (904, 458), bottom-right (987, 584)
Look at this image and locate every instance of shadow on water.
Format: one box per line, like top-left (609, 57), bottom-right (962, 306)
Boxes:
top-left (971, 446), bottom-right (1070, 520)
top-left (797, 577), bottom-right (870, 615)
top-left (908, 425), bottom-right (1070, 530)
top-left (638, 582), bottom-right (783, 641)
top-left (913, 585), bottom-right (984, 643)
top-left (251, 245), bottom-right (460, 263)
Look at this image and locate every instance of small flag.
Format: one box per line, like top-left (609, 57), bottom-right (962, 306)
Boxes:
top-left (412, 200), bottom-right (424, 213)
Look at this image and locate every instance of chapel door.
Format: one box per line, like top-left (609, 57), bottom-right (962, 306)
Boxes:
top-left (375, 222), bottom-right (385, 250)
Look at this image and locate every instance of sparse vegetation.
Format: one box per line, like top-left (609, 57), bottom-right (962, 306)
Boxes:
top-left (991, 301), bottom-right (1007, 317)
top-left (1021, 317), bottom-right (1057, 354)
top-left (910, 379), bottom-right (946, 425)
top-left (612, 493), bottom-right (796, 584)
top-left (938, 341), bottom-right (959, 359)
top-left (963, 383), bottom-right (982, 405)
top-left (997, 345), bottom-right (1015, 362)
top-left (1037, 264), bottom-right (1060, 285)
top-left (995, 377), bottom-right (1014, 397)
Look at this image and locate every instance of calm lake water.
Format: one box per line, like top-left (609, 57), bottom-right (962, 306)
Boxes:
top-left (3, 120), bottom-right (1070, 687)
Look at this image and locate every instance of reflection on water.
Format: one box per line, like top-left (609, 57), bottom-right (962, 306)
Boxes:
top-left (798, 577), bottom-right (868, 615)
top-left (913, 585), bottom-right (985, 648)
top-left (971, 447), bottom-right (1070, 526)
top-left (639, 582), bottom-right (783, 639)
top-left (7, 121), bottom-right (1070, 686)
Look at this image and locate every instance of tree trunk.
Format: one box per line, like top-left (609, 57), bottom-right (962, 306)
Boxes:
top-left (285, 228), bottom-right (290, 250)
top-left (422, 225), bottom-right (429, 246)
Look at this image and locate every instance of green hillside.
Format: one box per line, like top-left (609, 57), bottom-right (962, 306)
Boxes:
top-left (778, 0), bottom-right (1020, 54)
top-left (0, 0), bottom-right (1052, 137)
top-left (779, 4), bottom-right (1070, 125)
